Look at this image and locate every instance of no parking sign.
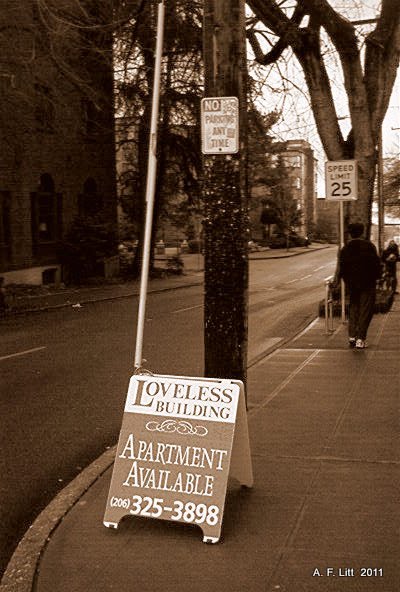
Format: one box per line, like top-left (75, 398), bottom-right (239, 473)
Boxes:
top-left (201, 97), bottom-right (239, 154)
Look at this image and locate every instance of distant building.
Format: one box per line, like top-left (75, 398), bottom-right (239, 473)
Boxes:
top-left (277, 139), bottom-right (318, 238)
top-left (0, 1), bottom-right (117, 285)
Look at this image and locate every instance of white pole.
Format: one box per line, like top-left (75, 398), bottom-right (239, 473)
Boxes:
top-left (377, 129), bottom-right (385, 256)
top-left (134, 1), bottom-right (165, 370)
top-left (339, 201), bottom-right (346, 322)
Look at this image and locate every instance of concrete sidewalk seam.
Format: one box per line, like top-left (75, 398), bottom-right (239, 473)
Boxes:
top-left (251, 453), bottom-right (400, 466)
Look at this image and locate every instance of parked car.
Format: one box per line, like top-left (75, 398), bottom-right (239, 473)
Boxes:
top-left (291, 233), bottom-right (310, 247)
top-left (248, 240), bottom-right (262, 252)
top-left (268, 234), bottom-right (288, 249)
top-left (268, 233), bottom-right (310, 249)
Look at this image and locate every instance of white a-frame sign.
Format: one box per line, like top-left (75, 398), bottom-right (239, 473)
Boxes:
top-left (104, 373), bottom-right (253, 543)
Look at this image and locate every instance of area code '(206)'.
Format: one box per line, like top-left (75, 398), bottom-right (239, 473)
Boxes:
top-left (110, 495), bottom-right (220, 526)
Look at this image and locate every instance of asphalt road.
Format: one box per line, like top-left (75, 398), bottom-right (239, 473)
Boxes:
top-left (0, 246), bottom-right (336, 575)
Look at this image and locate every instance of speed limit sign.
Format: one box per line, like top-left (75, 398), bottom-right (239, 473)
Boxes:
top-left (325, 160), bottom-right (358, 201)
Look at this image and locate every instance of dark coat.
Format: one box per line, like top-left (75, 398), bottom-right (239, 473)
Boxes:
top-left (339, 238), bottom-right (381, 291)
top-left (382, 243), bottom-right (399, 272)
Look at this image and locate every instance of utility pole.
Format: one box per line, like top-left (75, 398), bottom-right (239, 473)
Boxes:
top-left (202, 0), bottom-right (249, 386)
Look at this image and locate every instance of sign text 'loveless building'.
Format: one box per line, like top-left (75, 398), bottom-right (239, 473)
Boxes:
top-left (104, 374), bottom-right (252, 543)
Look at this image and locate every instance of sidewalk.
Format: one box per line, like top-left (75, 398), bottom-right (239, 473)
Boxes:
top-left (1, 287), bottom-right (398, 591)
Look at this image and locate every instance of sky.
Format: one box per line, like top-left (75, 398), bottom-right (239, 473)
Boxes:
top-left (248, 1), bottom-right (400, 196)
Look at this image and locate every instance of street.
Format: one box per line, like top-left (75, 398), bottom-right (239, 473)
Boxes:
top-left (0, 246), bottom-right (336, 575)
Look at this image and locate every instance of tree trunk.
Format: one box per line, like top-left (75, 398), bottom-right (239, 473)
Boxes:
top-left (203, 0), bottom-right (249, 385)
top-left (294, 34), bottom-right (377, 238)
top-left (349, 154), bottom-right (377, 239)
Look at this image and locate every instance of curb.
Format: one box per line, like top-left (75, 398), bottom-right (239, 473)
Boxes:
top-left (2, 276), bottom-right (204, 317)
top-left (247, 310), bottom-right (318, 368)
top-left (2, 246), bottom-right (331, 317)
top-left (0, 447), bottom-right (117, 592)
top-left (0, 311), bottom-right (320, 591)
top-left (0, 245), bottom-right (332, 588)
top-left (249, 244), bottom-right (331, 260)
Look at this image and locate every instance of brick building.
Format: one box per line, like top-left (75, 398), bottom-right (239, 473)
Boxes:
top-left (278, 139), bottom-right (318, 238)
top-left (0, 1), bottom-right (117, 285)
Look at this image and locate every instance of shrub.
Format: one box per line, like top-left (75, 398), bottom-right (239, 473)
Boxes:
top-left (58, 215), bottom-right (118, 284)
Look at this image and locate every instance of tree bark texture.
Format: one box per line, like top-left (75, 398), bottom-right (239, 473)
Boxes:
top-left (203, 0), bottom-right (249, 384)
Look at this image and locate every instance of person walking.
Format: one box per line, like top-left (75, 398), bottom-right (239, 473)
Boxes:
top-left (382, 239), bottom-right (399, 293)
top-left (338, 222), bottom-right (381, 349)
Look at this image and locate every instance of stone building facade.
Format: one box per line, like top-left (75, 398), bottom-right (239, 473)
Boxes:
top-left (278, 139), bottom-right (318, 238)
top-left (0, 1), bottom-right (117, 285)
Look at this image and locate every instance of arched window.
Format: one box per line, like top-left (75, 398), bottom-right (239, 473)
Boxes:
top-left (31, 173), bottom-right (62, 260)
top-left (0, 191), bottom-right (11, 268)
top-left (39, 173), bottom-right (55, 193)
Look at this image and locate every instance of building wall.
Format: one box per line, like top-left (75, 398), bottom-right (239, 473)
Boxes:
top-left (0, 1), bottom-right (117, 284)
top-left (278, 139), bottom-right (317, 238)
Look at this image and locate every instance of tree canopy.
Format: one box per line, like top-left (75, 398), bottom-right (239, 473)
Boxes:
top-left (246, 0), bottom-right (400, 236)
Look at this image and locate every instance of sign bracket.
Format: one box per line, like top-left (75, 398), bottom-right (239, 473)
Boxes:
top-left (325, 159), bottom-right (358, 323)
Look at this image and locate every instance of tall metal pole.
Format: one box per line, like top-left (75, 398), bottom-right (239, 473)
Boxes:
top-left (339, 201), bottom-right (346, 322)
top-left (134, 1), bottom-right (165, 370)
top-left (377, 129), bottom-right (385, 255)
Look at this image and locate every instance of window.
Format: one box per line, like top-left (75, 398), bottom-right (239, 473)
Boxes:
top-left (291, 176), bottom-right (301, 189)
top-left (31, 175), bottom-right (62, 259)
top-left (284, 154), bottom-right (301, 168)
top-left (36, 193), bottom-right (57, 241)
top-left (78, 178), bottom-right (103, 217)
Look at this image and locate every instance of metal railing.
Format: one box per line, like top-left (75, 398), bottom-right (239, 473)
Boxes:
top-left (324, 276), bottom-right (335, 334)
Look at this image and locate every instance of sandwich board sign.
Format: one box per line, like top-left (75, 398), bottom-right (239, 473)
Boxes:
top-left (201, 97), bottom-right (239, 154)
top-left (104, 373), bottom-right (253, 543)
top-left (325, 160), bottom-right (358, 201)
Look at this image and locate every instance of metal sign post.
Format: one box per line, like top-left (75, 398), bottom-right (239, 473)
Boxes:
top-left (339, 201), bottom-right (346, 322)
top-left (325, 160), bottom-right (358, 323)
top-left (134, 1), bottom-right (165, 370)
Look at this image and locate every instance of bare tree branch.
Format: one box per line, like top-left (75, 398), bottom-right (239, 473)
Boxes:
top-left (365, 0), bottom-right (400, 139)
top-left (247, 0), bottom-right (400, 234)
top-left (247, 2), bottom-right (306, 64)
